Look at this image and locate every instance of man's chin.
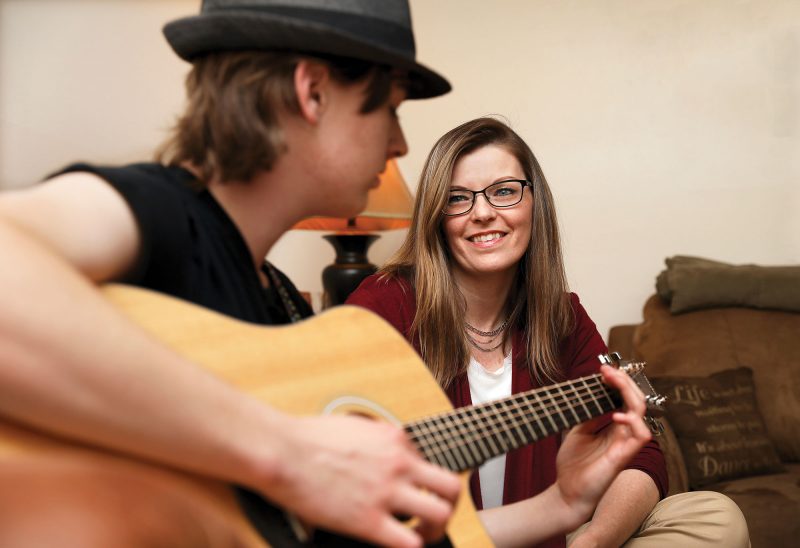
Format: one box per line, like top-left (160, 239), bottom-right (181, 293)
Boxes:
top-left (328, 199), bottom-right (369, 221)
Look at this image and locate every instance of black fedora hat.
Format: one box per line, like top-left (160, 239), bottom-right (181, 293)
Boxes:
top-left (163, 0), bottom-right (450, 99)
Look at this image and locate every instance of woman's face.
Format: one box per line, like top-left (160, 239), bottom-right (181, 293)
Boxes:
top-left (442, 144), bottom-right (533, 280)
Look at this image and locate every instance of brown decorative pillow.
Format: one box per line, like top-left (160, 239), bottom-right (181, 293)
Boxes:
top-left (651, 367), bottom-right (785, 489)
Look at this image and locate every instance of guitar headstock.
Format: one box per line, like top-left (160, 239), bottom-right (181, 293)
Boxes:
top-left (598, 352), bottom-right (667, 436)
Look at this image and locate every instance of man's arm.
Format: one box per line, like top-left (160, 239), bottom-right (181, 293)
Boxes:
top-left (477, 366), bottom-right (652, 548)
top-left (0, 175), bottom-right (459, 547)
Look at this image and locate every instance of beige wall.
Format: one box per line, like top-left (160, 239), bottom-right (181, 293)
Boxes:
top-left (1, 0), bottom-right (798, 339)
top-left (404, 0), bottom-right (800, 339)
top-left (0, 0), bottom-right (193, 184)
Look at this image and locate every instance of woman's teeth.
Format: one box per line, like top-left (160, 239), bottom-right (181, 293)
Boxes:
top-left (470, 232), bottom-right (503, 243)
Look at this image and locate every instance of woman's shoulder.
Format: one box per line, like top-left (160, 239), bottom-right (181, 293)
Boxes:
top-left (566, 291), bottom-right (592, 320)
top-left (345, 271), bottom-right (419, 331)
top-left (564, 291), bottom-right (598, 332)
top-left (348, 272), bottom-right (413, 304)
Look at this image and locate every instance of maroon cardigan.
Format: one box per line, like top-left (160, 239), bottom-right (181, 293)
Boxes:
top-left (346, 274), bottom-right (667, 548)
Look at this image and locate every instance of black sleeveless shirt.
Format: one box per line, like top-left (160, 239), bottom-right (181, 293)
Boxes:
top-left (59, 162), bottom-right (312, 325)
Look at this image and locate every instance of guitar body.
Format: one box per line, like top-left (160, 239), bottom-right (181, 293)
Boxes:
top-left (0, 285), bottom-right (492, 547)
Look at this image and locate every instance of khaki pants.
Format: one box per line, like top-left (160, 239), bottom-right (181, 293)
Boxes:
top-left (568, 491), bottom-right (751, 548)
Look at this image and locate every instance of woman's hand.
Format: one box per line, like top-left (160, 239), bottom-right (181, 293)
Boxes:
top-left (551, 364), bottom-right (652, 529)
top-left (474, 364), bottom-right (653, 548)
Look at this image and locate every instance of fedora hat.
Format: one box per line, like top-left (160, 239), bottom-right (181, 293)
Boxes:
top-left (163, 0), bottom-right (450, 99)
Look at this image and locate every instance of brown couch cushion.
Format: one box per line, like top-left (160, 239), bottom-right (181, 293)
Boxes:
top-left (634, 295), bottom-right (800, 462)
top-left (708, 463), bottom-right (800, 548)
top-left (656, 256), bottom-right (800, 314)
top-left (651, 367), bottom-right (784, 489)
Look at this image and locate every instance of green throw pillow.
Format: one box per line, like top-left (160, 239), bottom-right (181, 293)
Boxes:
top-left (656, 256), bottom-right (730, 302)
top-left (651, 367), bottom-right (784, 489)
top-left (655, 255), bottom-right (800, 314)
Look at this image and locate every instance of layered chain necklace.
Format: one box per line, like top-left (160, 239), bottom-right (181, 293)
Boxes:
top-left (465, 315), bottom-right (510, 352)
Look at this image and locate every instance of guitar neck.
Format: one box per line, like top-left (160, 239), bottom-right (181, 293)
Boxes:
top-left (404, 373), bottom-right (621, 472)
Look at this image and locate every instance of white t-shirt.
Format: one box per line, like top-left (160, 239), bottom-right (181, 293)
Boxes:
top-left (467, 350), bottom-right (513, 509)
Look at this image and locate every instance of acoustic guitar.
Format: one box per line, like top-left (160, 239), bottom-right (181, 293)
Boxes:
top-left (0, 285), bottom-right (665, 547)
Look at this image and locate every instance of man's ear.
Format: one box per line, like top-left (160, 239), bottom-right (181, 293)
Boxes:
top-left (295, 59), bottom-right (330, 124)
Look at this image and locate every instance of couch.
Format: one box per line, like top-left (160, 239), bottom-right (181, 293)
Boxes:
top-left (608, 288), bottom-right (800, 547)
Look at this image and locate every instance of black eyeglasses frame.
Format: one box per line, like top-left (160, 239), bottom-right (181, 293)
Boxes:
top-left (443, 179), bottom-right (533, 217)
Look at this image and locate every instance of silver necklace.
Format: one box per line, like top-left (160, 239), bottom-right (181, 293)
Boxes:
top-left (465, 316), bottom-right (510, 338)
top-left (466, 333), bottom-right (505, 352)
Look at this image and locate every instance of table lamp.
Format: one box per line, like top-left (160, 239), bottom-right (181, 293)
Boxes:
top-left (293, 159), bottom-right (413, 307)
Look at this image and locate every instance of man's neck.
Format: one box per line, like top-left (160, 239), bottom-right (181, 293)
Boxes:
top-left (207, 167), bottom-right (312, 271)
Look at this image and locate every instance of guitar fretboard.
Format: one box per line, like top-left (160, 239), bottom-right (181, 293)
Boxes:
top-left (404, 373), bottom-right (621, 472)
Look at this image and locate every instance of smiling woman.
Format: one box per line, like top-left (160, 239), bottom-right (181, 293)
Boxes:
top-left (346, 116), bottom-right (750, 548)
top-left (368, 117), bottom-right (570, 386)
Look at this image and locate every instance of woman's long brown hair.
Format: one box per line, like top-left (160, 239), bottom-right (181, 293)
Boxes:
top-left (382, 117), bottom-right (573, 389)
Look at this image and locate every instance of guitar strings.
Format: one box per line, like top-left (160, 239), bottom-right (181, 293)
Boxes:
top-left (409, 381), bottom-right (611, 470)
top-left (409, 387), bottom-right (609, 471)
top-left (409, 368), bottom-right (656, 470)
top-left (405, 375), bottom-right (616, 470)
top-left (410, 384), bottom-right (608, 459)
top-left (408, 373), bottom-right (610, 445)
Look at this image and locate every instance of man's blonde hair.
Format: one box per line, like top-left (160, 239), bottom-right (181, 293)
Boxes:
top-left (157, 51), bottom-right (392, 184)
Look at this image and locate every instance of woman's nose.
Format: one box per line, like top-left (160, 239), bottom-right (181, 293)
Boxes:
top-left (470, 193), bottom-right (496, 220)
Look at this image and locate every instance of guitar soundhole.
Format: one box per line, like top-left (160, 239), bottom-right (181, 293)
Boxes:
top-left (235, 487), bottom-right (453, 547)
top-left (321, 396), bottom-right (401, 425)
top-left (347, 410), bottom-right (375, 420)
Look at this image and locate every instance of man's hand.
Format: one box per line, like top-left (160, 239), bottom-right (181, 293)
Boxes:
top-left (260, 414), bottom-right (461, 548)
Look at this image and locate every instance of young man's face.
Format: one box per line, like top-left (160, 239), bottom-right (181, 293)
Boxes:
top-left (311, 75), bottom-right (409, 219)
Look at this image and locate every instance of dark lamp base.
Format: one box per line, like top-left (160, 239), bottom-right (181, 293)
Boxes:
top-left (321, 234), bottom-right (379, 307)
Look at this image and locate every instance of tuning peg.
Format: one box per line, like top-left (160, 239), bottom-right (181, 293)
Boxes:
top-left (644, 417), bottom-right (665, 436)
top-left (650, 395), bottom-right (667, 407)
top-left (598, 353), bottom-right (623, 366)
top-left (620, 363), bottom-right (644, 375)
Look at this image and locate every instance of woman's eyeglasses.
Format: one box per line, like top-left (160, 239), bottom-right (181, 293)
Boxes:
top-left (444, 179), bottom-right (533, 216)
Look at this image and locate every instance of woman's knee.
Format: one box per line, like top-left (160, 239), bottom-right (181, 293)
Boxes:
top-left (642, 491), bottom-right (750, 547)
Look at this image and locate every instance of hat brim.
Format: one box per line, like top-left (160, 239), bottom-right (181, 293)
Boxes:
top-left (163, 11), bottom-right (451, 99)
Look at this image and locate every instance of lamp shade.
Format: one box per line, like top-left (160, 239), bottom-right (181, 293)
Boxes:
top-left (292, 159), bottom-right (413, 232)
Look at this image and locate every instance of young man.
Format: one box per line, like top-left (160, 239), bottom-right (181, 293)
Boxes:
top-left (0, 1), bottom-right (651, 546)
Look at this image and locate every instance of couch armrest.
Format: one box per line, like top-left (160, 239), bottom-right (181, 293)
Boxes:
top-left (609, 324), bottom-right (690, 495)
top-left (658, 417), bottom-right (690, 495)
top-left (607, 324), bottom-right (638, 359)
